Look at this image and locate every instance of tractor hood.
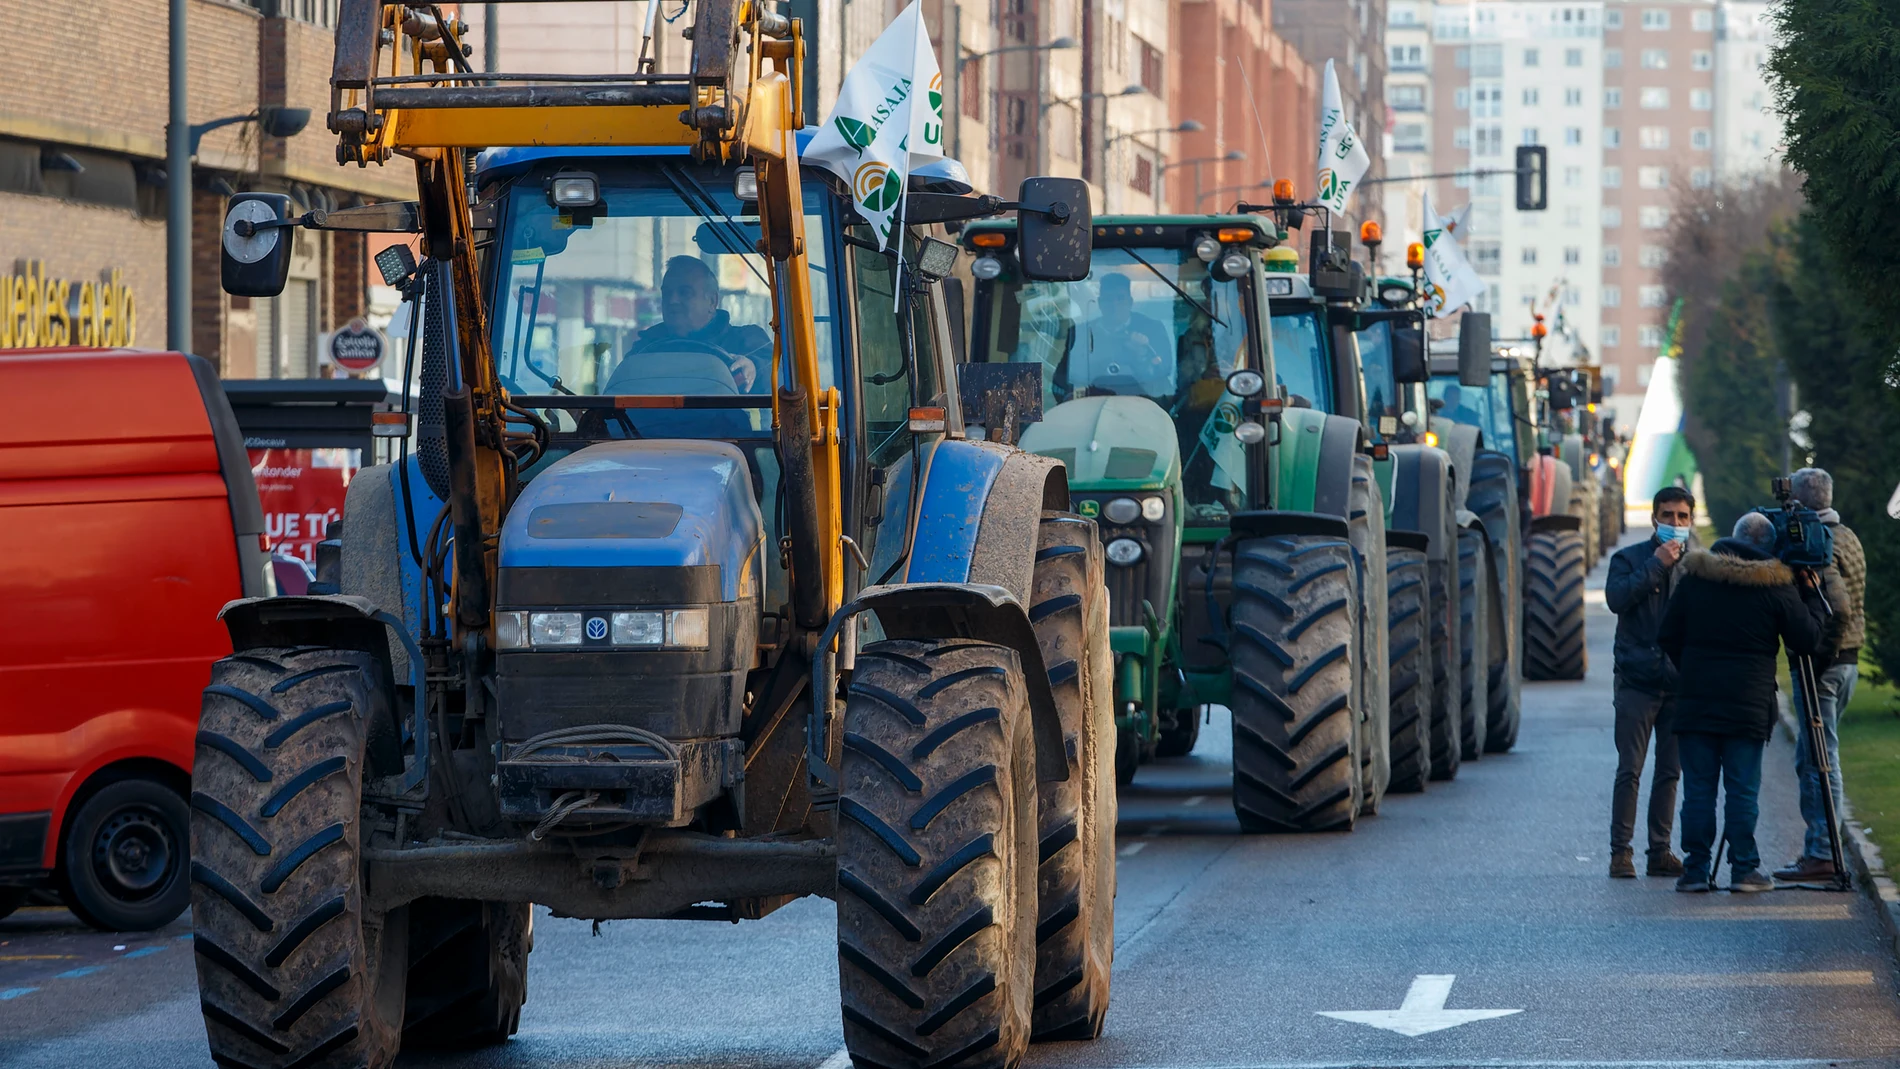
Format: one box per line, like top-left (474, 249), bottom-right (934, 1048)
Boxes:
top-left (498, 439), bottom-right (762, 602)
top-left (1019, 395), bottom-right (1181, 491)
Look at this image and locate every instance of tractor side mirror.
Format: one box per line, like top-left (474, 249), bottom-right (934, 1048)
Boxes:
top-left (1015, 177), bottom-right (1091, 282)
top-left (1392, 321), bottom-right (1427, 383)
top-left (1457, 311), bottom-right (1491, 388)
top-left (221, 193), bottom-right (296, 298)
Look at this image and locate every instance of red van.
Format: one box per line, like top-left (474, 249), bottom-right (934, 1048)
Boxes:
top-left (0, 349), bottom-right (267, 930)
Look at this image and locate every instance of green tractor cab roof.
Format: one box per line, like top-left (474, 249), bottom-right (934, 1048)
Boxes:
top-left (961, 213), bottom-right (1279, 251)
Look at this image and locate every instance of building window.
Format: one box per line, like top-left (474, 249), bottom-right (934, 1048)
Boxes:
top-left (1522, 247), bottom-right (1539, 265)
top-left (1523, 88), bottom-right (1541, 106)
top-left (1693, 9), bottom-right (1713, 31)
top-left (1564, 165), bottom-right (1583, 187)
top-left (1131, 155), bottom-right (1154, 195)
top-left (1640, 87), bottom-right (1669, 109)
top-left (1605, 127), bottom-right (1622, 148)
top-left (1456, 47), bottom-right (1470, 69)
top-left (1690, 167), bottom-right (1713, 189)
top-left (1389, 44), bottom-right (1424, 69)
top-left (1639, 325), bottom-right (1665, 348)
top-left (1603, 285), bottom-right (1621, 307)
top-left (1605, 9), bottom-right (1624, 30)
top-left (1640, 244), bottom-right (1669, 267)
top-left (1604, 367), bottom-right (1620, 393)
top-left (1639, 205), bottom-right (1671, 229)
top-left (1455, 87), bottom-right (1470, 110)
top-left (1566, 87), bottom-right (1584, 106)
top-left (1603, 166), bottom-right (1623, 188)
top-left (1564, 246), bottom-right (1582, 265)
top-left (1522, 127), bottom-right (1542, 146)
top-left (1394, 123), bottom-right (1428, 152)
top-left (1390, 84), bottom-right (1426, 110)
top-left (1138, 38), bottom-right (1165, 98)
top-left (1605, 88), bottom-right (1623, 108)
top-left (1565, 205), bottom-right (1583, 226)
top-left (1691, 128), bottom-right (1712, 150)
top-left (1524, 47), bottom-right (1541, 67)
top-left (1604, 245), bottom-right (1622, 266)
top-left (1692, 50), bottom-right (1713, 71)
top-left (1602, 324), bottom-right (1621, 346)
top-left (1639, 126), bottom-right (1671, 149)
top-left (1642, 9), bottom-right (1670, 30)
top-left (961, 59), bottom-right (985, 118)
top-left (1604, 48), bottom-right (1623, 69)
top-left (1639, 285), bottom-right (1668, 307)
top-left (1641, 49), bottom-right (1669, 70)
top-left (1474, 85), bottom-right (1503, 118)
top-left (1566, 48), bottom-right (1584, 67)
top-left (1476, 126), bottom-right (1503, 156)
top-left (1471, 241), bottom-right (1502, 275)
top-left (1566, 126), bottom-right (1584, 146)
top-left (1604, 206), bottom-right (1623, 227)
top-left (1454, 126), bottom-right (1472, 149)
top-left (1691, 88), bottom-right (1713, 110)
top-left (1639, 166), bottom-right (1670, 189)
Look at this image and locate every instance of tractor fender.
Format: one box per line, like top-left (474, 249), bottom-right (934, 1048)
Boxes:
top-left (1431, 419), bottom-right (1481, 509)
top-left (1384, 444), bottom-right (1455, 562)
top-left (1228, 509), bottom-right (1351, 541)
top-left (1273, 408), bottom-right (1361, 519)
top-left (1530, 513), bottom-right (1584, 533)
top-left (907, 439), bottom-right (1067, 610)
top-left (1527, 454), bottom-right (1572, 520)
top-left (821, 582), bottom-right (1068, 785)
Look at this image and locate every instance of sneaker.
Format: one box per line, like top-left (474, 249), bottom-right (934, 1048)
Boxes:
top-left (1730, 869), bottom-right (1775, 893)
top-left (1647, 850), bottom-right (1685, 877)
top-left (1676, 871), bottom-right (1713, 893)
top-left (1773, 856), bottom-right (1838, 882)
top-left (1609, 848), bottom-right (1636, 879)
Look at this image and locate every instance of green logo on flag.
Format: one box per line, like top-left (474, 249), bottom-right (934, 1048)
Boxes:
top-left (833, 116), bottom-right (876, 157)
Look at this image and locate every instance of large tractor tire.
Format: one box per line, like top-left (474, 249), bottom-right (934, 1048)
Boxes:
top-left (191, 648), bottom-right (410, 1069)
top-left (1456, 529), bottom-right (1492, 761)
top-left (401, 899), bottom-right (532, 1048)
top-left (1229, 533), bottom-right (1360, 833)
top-left (1385, 545), bottom-right (1433, 793)
top-left (1425, 553), bottom-right (1461, 784)
top-left (1349, 460), bottom-right (1390, 816)
top-left (1025, 515), bottom-right (1115, 1042)
top-left (838, 640), bottom-right (1041, 1069)
top-left (1524, 527), bottom-right (1588, 682)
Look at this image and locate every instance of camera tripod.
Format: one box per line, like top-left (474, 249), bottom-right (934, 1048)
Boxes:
top-left (1786, 643), bottom-right (1852, 892)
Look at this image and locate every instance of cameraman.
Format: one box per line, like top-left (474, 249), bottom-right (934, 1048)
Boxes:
top-left (1660, 512), bottom-right (1830, 893)
top-left (1603, 486), bottom-right (1695, 879)
top-left (1774, 468), bottom-right (1865, 883)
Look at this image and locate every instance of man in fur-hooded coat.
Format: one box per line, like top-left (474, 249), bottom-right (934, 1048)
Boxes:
top-left (1658, 513), bottom-right (1829, 892)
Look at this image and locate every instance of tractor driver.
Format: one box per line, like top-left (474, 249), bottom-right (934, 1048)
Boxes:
top-left (626, 256), bottom-right (770, 391)
top-left (1069, 272), bottom-right (1171, 396)
top-left (1436, 382), bottom-right (1486, 429)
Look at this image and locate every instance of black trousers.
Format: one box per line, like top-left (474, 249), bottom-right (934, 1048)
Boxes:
top-left (1612, 683), bottom-right (1680, 853)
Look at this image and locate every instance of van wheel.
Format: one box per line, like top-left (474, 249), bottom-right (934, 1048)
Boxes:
top-left (59, 778), bottom-right (190, 932)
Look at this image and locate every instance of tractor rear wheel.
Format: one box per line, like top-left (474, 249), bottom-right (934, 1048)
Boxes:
top-left (1425, 558), bottom-right (1461, 783)
top-left (191, 647), bottom-right (407, 1069)
top-left (402, 899), bottom-right (532, 1048)
top-left (1524, 528), bottom-right (1588, 683)
top-left (1229, 534), bottom-right (1360, 833)
top-left (1385, 547), bottom-right (1433, 793)
top-left (837, 640), bottom-right (1040, 1069)
top-left (1349, 462), bottom-right (1389, 816)
top-left (1026, 515), bottom-right (1115, 1042)
top-left (1456, 530), bottom-right (1492, 761)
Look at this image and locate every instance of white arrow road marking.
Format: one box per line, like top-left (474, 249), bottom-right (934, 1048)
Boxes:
top-left (1316, 974), bottom-right (1522, 1037)
top-left (813, 1047), bottom-right (852, 1069)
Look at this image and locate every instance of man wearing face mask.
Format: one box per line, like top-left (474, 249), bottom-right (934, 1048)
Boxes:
top-left (1602, 486), bottom-right (1697, 879)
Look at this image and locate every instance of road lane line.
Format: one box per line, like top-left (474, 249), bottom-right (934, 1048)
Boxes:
top-left (0, 955), bottom-right (77, 961)
top-left (1119, 841), bottom-right (1149, 857)
top-left (1669, 904), bottom-right (1854, 921)
top-left (1628, 969), bottom-right (1874, 988)
top-left (1184, 795), bottom-right (1207, 806)
top-left (813, 1046), bottom-right (852, 1069)
top-left (121, 947), bottom-right (166, 959)
top-left (0, 987), bottom-right (36, 1000)
top-left (52, 967), bottom-right (102, 980)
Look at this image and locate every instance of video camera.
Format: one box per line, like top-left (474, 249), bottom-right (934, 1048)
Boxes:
top-left (1751, 476), bottom-right (1834, 571)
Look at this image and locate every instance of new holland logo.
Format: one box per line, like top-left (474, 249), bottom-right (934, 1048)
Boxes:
top-left (585, 616), bottom-right (608, 641)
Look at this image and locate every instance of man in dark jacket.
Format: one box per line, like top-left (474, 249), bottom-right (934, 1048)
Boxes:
top-left (627, 256), bottom-right (771, 391)
top-left (1660, 513), bottom-right (1830, 892)
top-left (1603, 486), bottom-right (1696, 878)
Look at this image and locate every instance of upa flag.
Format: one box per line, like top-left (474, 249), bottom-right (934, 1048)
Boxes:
top-left (805, 1), bottom-right (944, 251)
top-left (1316, 59), bottom-right (1370, 215)
top-left (1196, 391), bottom-right (1249, 494)
top-left (1421, 193), bottom-right (1484, 319)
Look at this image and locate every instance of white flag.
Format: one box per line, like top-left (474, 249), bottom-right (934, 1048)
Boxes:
top-left (1442, 202), bottom-right (1472, 237)
top-left (1196, 391), bottom-right (1249, 494)
top-left (804, 1), bottom-right (944, 251)
top-left (1421, 193), bottom-right (1485, 319)
top-left (1316, 59), bottom-right (1370, 215)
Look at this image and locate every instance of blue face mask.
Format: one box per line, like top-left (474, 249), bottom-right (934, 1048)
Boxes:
top-left (1656, 524), bottom-right (1691, 545)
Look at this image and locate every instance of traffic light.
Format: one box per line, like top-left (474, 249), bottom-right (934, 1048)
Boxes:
top-left (1515, 145), bottom-right (1548, 211)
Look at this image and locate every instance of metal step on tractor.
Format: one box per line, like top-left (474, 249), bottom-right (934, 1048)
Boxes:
top-left (189, 5), bottom-right (1117, 1069)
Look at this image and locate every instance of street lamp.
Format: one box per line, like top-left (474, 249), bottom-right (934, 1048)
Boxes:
top-left (1040, 83), bottom-right (1146, 114)
top-left (1104, 120), bottom-right (1203, 212)
top-left (949, 35), bottom-right (1077, 169)
top-left (1162, 150), bottom-right (1246, 214)
top-left (955, 35), bottom-right (1077, 72)
top-left (165, 104), bottom-right (311, 351)
top-left (1197, 179), bottom-right (1274, 212)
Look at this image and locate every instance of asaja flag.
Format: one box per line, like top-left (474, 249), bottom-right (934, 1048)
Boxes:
top-left (1421, 193), bottom-right (1485, 319)
top-left (1442, 201), bottom-right (1472, 237)
top-left (1316, 59), bottom-right (1370, 215)
top-left (805, 1), bottom-right (944, 251)
top-left (1196, 391), bottom-right (1249, 494)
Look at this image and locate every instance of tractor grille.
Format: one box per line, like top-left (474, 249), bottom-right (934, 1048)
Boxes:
top-left (1106, 557), bottom-right (1151, 627)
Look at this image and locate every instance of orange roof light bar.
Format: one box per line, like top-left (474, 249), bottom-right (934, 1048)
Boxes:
top-left (1405, 242), bottom-right (1425, 270)
top-left (1359, 220), bottom-right (1383, 246)
top-left (1272, 178), bottom-right (1296, 202)
top-left (1217, 227), bottom-right (1256, 243)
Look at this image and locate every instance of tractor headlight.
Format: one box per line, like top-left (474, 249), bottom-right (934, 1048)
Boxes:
top-left (529, 612), bottom-right (585, 647)
top-left (612, 611), bottom-right (665, 647)
top-left (971, 255), bottom-right (1005, 280)
top-left (1140, 496), bottom-right (1166, 522)
top-left (1105, 538), bottom-right (1144, 566)
top-left (1193, 235), bottom-right (1221, 263)
top-left (1103, 497), bottom-right (1142, 525)
top-left (1235, 420), bottom-right (1267, 444)
top-left (668, 608), bottom-right (711, 649)
top-left (496, 611), bottom-right (529, 649)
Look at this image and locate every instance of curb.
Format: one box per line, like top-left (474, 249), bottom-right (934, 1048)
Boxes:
top-left (1777, 701), bottom-right (1900, 959)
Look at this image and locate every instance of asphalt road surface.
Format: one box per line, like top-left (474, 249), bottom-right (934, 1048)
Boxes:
top-left (7, 532), bottom-right (1900, 1069)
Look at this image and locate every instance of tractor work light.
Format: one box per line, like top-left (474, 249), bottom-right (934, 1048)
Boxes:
top-left (1235, 420), bottom-right (1267, 444)
top-left (529, 612), bottom-right (585, 646)
top-left (1226, 369), bottom-right (1266, 397)
top-left (733, 167), bottom-right (759, 201)
top-left (1193, 236), bottom-right (1221, 263)
top-left (546, 171), bottom-right (600, 209)
top-left (1105, 538), bottom-right (1144, 566)
top-left (971, 255), bottom-right (1005, 280)
top-left (1262, 277), bottom-right (1294, 295)
top-left (1379, 283), bottom-right (1415, 304)
top-left (374, 244), bottom-right (417, 288)
top-left (1104, 497), bottom-right (1142, 525)
top-left (612, 611), bottom-right (664, 647)
top-left (496, 611), bottom-right (528, 649)
top-left (915, 237), bottom-right (961, 282)
top-left (1217, 250), bottom-right (1251, 280)
top-left (668, 608), bottom-right (711, 649)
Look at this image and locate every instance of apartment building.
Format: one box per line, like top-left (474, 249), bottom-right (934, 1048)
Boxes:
top-left (1712, 0), bottom-right (1779, 182)
top-left (1383, 0), bottom-right (1435, 266)
top-left (1432, 2), bottom-right (1604, 363)
top-left (1167, 1), bottom-right (1318, 215)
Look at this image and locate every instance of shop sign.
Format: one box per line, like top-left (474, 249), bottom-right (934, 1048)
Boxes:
top-left (0, 261), bottom-right (137, 349)
top-left (326, 317), bottom-right (386, 372)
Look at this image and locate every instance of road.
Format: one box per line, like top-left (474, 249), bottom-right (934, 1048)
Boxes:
top-left (7, 534), bottom-right (1900, 1069)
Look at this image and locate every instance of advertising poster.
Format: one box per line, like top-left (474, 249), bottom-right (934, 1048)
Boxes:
top-left (248, 447), bottom-right (361, 562)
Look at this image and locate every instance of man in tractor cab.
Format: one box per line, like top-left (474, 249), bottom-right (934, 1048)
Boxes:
top-left (1070, 271), bottom-right (1172, 396)
top-left (1435, 381), bottom-right (1485, 430)
top-left (627, 255), bottom-right (771, 391)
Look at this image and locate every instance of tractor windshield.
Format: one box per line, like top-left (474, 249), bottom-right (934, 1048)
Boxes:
top-left (1355, 320), bottom-right (1401, 441)
top-left (490, 169), bottom-right (840, 413)
top-left (1265, 309), bottom-right (1333, 412)
top-left (1428, 371), bottom-right (1517, 457)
